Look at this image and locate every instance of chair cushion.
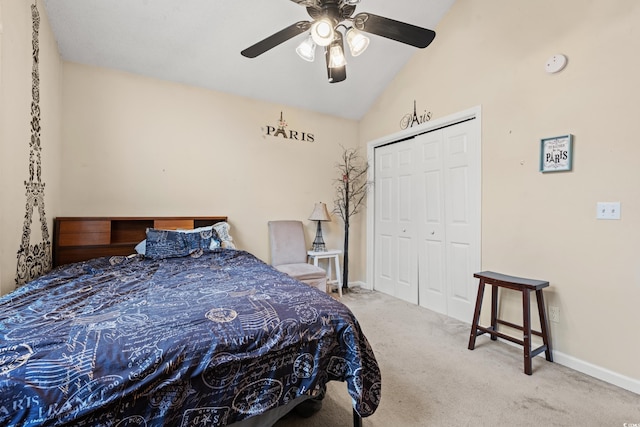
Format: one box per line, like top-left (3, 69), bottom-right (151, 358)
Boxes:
top-left (275, 263), bottom-right (327, 281)
top-left (268, 221), bottom-right (309, 265)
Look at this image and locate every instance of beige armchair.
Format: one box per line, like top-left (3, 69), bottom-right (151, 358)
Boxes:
top-left (268, 220), bottom-right (327, 292)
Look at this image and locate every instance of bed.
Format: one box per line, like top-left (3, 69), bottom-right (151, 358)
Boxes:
top-left (0, 216), bottom-right (381, 426)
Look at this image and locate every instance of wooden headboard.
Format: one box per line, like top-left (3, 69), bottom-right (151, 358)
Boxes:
top-left (53, 216), bottom-right (228, 267)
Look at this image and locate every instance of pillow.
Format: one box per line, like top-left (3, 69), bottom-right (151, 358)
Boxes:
top-left (135, 226), bottom-right (221, 255)
top-left (134, 239), bottom-right (147, 255)
top-left (213, 222), bottom-right (236, 249)
top-left (178, 225), bottom-right (222, 249)
top-left (144, 227), bottom-right (217, 259)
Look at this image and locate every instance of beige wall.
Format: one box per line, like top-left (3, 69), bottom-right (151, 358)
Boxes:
top-left (0, 0), bottom-right (62, 296)
top-left (60, 62), bottom-right (359, 267)
top-left (359, 0), bottom-right (640, 386)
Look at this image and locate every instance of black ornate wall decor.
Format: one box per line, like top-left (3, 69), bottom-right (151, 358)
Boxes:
top-left (15, 2), bottom-right (51, 287)
top-left (400, 100), bottom-right (432, 130)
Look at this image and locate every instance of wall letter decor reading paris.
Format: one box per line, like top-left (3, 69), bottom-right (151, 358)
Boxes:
top-left (15, 2), bottom-right (52, 287)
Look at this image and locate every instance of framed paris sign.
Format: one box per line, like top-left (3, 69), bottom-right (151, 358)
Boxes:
top-left (540, 134), bottom-right (573, 173)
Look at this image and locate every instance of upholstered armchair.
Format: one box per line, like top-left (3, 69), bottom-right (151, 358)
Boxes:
top-left (268, 220), bottom-right (327, 292)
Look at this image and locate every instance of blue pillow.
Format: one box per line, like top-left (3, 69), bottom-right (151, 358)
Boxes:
top-left (178, 226), bottom-right (221, 249)
top-left (144, 227), bottom-right (219, 259)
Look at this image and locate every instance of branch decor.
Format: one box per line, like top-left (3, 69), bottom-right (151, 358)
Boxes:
top-left (333, 147), bottom-right (371, 292)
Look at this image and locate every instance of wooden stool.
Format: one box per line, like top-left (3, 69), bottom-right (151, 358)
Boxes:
top-left (468, 271), bottom-right (553, 375)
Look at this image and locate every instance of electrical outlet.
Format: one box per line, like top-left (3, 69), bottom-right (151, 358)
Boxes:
top-left (549, 306), bottom-right (560, 323)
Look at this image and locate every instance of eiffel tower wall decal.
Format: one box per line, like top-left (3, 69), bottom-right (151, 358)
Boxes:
top-left (15, 2), bottom-right (52, 287)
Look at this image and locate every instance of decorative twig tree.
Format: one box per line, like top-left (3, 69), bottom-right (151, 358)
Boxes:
top-left (333, 147), bottom-right (371, 292)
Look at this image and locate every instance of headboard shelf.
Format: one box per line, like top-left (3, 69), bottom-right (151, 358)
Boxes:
top-left (53, 216), bottom-right (227, 267)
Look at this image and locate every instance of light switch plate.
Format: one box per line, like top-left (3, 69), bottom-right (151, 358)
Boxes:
top-left (596, 202), bottom-right (621, 220)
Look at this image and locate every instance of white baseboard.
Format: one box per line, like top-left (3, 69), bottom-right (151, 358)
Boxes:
top-left (494, 337), bottom-right (640, 395)
top-left (552, 349), bottom-right (640, 395)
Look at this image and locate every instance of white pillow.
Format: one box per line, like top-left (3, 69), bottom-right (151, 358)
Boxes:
top-left (213, 222), bottom-right (236, 249)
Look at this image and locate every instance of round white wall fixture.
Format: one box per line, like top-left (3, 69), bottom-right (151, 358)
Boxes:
top-left (545, 54), bottom-right (567, 74)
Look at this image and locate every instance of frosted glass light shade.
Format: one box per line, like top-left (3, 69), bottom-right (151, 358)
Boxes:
top-left (311, 19), bottom-right (335, 46)
top-left (328, 44), bottom-right (347, 68)
top-left (346, 28), bottom-right (369, 57)
top-left (296, 36), bottom-right (316, 62)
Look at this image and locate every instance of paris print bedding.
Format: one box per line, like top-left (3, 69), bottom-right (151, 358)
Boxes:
top-left (0, 249), bottom-right (381, 426)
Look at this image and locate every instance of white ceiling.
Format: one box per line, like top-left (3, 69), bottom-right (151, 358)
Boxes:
top-left (42, 0), bottom-right (456, 120)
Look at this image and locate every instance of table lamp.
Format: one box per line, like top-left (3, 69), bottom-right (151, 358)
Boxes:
top-left (308, 202), bottom-right (331, 252)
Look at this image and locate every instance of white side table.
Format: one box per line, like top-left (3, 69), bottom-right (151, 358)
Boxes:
top-left (307, 249), bottom-right (343, 297)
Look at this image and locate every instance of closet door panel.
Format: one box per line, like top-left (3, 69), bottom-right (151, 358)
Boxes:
top-left (450, 242), bottom-right (472, 301)
top-left (443, 120), bottom-right (480, 322)
top-left (374, 141), bottom-right (418, 304)
top-left (374, 151), bottom-right (397, 296)
top-left (416, 132), bottom-right (447, 313)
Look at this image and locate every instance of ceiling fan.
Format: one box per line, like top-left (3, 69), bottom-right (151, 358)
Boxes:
top-left (241, 0), bottom-right (436, 83)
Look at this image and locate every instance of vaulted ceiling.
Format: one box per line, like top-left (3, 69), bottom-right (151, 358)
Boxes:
top-left (42, 0), bottom-right (456, 120)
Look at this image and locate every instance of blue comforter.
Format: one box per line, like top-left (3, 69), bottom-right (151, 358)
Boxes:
top-left (0, 250), bottom-right (381, 426)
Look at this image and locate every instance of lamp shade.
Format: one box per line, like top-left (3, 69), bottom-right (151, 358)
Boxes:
top-left (308, 202), bottom-right (331, 222)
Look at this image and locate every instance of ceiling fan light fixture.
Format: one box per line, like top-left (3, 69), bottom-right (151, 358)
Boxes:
top-left (310, 19), bottom-right (335, 47)
top-left (328, 43), bottom-right (347, 69)
top-left (296, 35), bottom-right (317, 62)
top-left (345, 27), bottom-right (369, 57)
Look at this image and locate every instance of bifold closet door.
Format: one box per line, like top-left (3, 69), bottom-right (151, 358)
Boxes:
top-left (373, 141), bottom-right (419, 304)
top-left (373, 118), bottom-right (480, 323)
top-left (416, 119), bottom-right (480, 322)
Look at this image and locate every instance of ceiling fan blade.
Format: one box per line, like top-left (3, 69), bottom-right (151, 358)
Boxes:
top-left (324, 47), bottom-right (347, 83)
top-left (241, 21), bottom-right (311, 58)
top-left (352, 12), bottom-right (436, 48)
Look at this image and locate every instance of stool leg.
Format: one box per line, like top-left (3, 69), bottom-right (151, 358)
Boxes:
top-left (468, 279), bottom-right (485, 350)
top-left (536, 289), bottom-right (553, 362)
top-left (490, 284), bottom-right (498, 340)
top-left (522, 289), bottom-right (532, 375)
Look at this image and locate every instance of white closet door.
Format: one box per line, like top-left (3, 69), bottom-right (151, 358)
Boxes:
top-left (374, 117), bottom-right (480, 323)
top-left (416, 119), bottom-right (480, 321)
top-left (416, 131), bottom-right (447, 314)
top-left (374, 142), bottom-right (419, 304)
top-left (441, 120), bottom-right (480, 322)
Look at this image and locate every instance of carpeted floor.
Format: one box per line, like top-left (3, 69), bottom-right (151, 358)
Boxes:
top-left (275, 287), bottom-right (640, 427)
